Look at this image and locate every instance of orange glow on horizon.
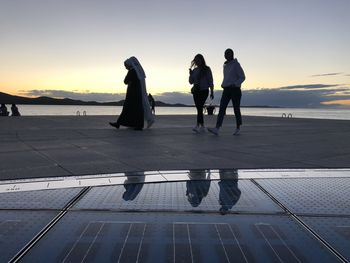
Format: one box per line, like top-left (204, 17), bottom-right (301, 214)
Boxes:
top-left (322, 100), bottom-right (350, 106)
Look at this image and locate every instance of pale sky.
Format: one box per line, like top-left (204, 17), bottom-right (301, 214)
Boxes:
top-left (1, 0), bottom-right (349, 106)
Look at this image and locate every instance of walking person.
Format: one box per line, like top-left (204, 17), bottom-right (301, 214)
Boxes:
top-left (137, 59), bottom-right (155, 128)
top-left (11, 104), bottom-right (21, 116)
top-left (0, 104), bottom-right (9, 116)
top-left (109, 57), bottom-right (145, 130)
top-left (208, 48), bottom-right (245, 135)
top-left (148, 93), bottom-right (156, 115)
top-left (189, 54), bottom-right (214, 133)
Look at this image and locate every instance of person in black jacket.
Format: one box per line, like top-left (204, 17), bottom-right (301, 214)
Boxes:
top-left (11, 104), bottom-right (21, 116)
top-left (0, 104), bottom-right (9, 116)
top-left (189, 54), bottom-right (214, 133)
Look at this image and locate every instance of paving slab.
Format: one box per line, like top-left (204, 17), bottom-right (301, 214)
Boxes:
top-left (72, 180), bottom-right (283, 214)
top-left (255, 177), bottom-right (350, 216)
top-left (0, 210), bottom-right (58, 263)
top-left (0, 188), bottom-right (83, 209)
top-left (0, 115), bottom-right (349, 180)
top-left (301, 216), bottom-right (350, 262)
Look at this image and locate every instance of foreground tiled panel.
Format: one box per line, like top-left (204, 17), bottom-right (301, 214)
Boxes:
top-left (255, 178), bottom-right (350, 215)
top-left (72, 180), bottom-right (283, 214)
top-left (238, 168), bottom-right (350, 179)
top-left (0, 188), bottom-right (83, 209)
top-left (0, 210), bottom-right (58, 263)
top-left (1, 169), bottom-right (349, 262)
top-left (21, 212), bottom-right (340, 263)
top-left (301, 216), bottom-right (350, 261)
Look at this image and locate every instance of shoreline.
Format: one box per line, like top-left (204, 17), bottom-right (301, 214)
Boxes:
top-left (3, 106), bottom-right (350, 120)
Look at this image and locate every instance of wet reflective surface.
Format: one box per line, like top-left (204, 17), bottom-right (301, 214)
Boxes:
top-left (0, 168), bottom-right (349, 262)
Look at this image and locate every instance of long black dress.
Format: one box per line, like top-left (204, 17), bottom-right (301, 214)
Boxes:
top-left (116, 69), bottom-right (144, 129)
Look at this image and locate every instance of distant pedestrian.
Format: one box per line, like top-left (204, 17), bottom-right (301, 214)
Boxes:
top-left (0, 104), bottom-right (9, 116)
top-left (148, 93), bottom-right (156, 114)
top-left (109, 56), bottom-right (154, 130)
top-left (109, 57), bottom-right (143, 130)
top-left (189, 54), bottom-right (214, 133)
top-left (11, 104), bottom-right (21, 116)
top-left (208, 48), bottom-right (245, 136)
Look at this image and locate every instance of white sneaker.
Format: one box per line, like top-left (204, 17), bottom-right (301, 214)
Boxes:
top-left (233, 128), bottom-right (240, 135)
top-left (208, 127), bottom-right (219, 135)
top-left (192, 126), bottom-right (200, 133)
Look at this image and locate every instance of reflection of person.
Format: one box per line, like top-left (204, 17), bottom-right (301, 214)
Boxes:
top-left (11, 104), bottom-right (21, 116)
top-left (109, 57), bottom-right (154, 130)
top-left (0, 104), bottom-right (9, 116)
top-left (218, 169), bottom-right (241, 215)
top-left (208, 48), bottom-right (245, 136)
top-left (186, 170), bottom-right (211, 207)
top-left (123, 173), bottom-right (145, 201)
top-left (189, 54), bottom-right (214, 133)
top-left (148, 93), bottom-right (156, 114)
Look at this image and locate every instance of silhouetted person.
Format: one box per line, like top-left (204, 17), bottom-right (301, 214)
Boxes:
top-left (109, 57), bottom-right (154, 130)
top-left (208, 48), bottom-right (245, 136)
top-left (189, 54), bottom-right (214, 133)
top-left (122, 173), bottom-right (145, 201)
top-left (186, 170), bottom-right (211, 207)
top-left (148, 93), bottom-right (156, 114)
top-left (11, 104), bottom-right (21, 116)
top-left (0, 104), bottom-right (9, 116)
top-left (218, 169), bottom-right (241, 215)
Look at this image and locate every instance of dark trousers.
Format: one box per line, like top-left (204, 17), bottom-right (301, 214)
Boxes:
top-left (193, 89), bottom-right (209, 125)
top-left (216, 87), bottom-right (242, 128)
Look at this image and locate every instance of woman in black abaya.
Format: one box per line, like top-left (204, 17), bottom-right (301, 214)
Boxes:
top-left (109, 57), bottom-right (144, 130)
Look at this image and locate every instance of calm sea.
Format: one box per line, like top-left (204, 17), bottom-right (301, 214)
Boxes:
top-left (11, 105), bottom-right (350, 120)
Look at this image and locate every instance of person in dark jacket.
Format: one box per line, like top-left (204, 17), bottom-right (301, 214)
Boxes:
top-left (189, 54), bottom-right (214, 133)
top-left (0, 104), bottom-right (9, 116)
top-left (11, 104), bottom-right (21, 116)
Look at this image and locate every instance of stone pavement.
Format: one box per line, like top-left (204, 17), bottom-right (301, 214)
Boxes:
top-left (1, 115), bottom-right (350, 180)
top-left (1, 115), bottom-right (350, 262)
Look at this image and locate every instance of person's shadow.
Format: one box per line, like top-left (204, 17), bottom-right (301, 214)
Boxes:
top-left (218, 169), bottom-right (241, 215)
top-left (186, 169), bottom-right (211, 207)
top-left (122, 172), bottom-right (145, 201)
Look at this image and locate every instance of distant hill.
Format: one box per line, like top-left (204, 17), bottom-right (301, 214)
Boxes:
top-left (0, 92), bottom-right (189, 107)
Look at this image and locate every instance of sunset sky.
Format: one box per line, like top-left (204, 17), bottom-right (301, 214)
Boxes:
top-left (1, 0), bottom-right (349, 107)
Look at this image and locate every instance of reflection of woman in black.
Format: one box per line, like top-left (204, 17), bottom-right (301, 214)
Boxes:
top-left (109, 57), bottom-right (145, 130)
top-left (122, 173), bottom-right (145, 201)
top-left (186, 170), bottom-right (211, 207)
top-left (218, 169), bottom-right (241, 215)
